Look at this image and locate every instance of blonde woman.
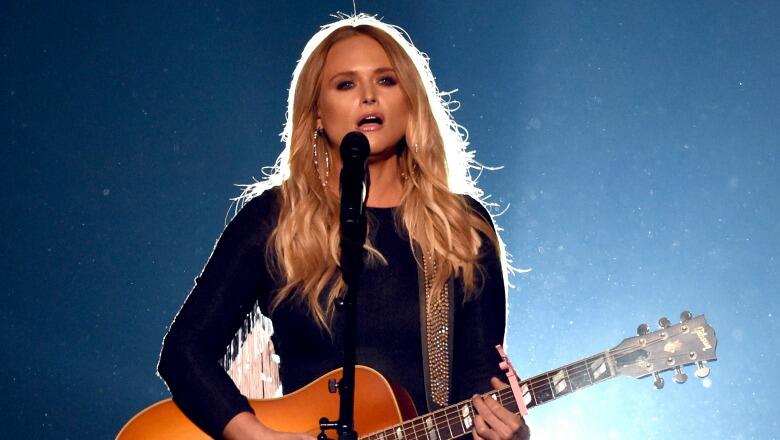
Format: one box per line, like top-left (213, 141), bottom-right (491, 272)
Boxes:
top-left (157, 14), bottom-right (529, 440)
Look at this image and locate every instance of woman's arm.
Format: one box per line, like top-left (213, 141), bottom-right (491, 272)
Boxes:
top-left (454, 198), bottom-right (530, 438)
top-left (156, 191), bottom-right (278, 438)
top-left (452, 197), bottom-right (508, 400)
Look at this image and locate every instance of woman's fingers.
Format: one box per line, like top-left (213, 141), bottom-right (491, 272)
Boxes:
top-left (472, 394), bottom-right (515, 439)
top-left (490, 376), bottom-right (508, 390)
top-left (472, 411), bottom-right (495, 440)
top-left (471, 377), bottom-right (530, 440)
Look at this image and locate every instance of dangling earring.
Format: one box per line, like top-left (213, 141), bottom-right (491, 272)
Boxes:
top-left (312, 128), bottom-right (330, 187)
top-left (407, 142), bottom-right (420, 179)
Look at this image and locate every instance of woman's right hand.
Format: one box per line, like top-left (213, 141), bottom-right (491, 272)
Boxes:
top-left (253, 429), bottom-right (317, 440)
top-left (223, 411), bottom-right (317, 440)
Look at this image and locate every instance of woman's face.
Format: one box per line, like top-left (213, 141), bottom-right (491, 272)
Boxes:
top-left (316, 34), bottom-right (411, 160)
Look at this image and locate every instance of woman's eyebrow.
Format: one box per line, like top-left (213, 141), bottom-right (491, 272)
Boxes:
top-left (328, 66), bottom-right (395, 82)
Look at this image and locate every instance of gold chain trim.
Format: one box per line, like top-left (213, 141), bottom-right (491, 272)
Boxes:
top-left (423, 254), bottom-right (450, 407)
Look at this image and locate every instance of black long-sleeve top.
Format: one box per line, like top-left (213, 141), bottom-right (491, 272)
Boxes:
top-left (157, 188), bottom-right (507, 439)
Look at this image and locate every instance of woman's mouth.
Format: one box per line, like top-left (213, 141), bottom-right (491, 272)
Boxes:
top-left (356, 113), bottom-right (384, 131)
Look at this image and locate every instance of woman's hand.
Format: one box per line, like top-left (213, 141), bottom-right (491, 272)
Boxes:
top-left (223, 411), bottom-right (316, 440)
top-left (471, 377), bottom-right (531, 440)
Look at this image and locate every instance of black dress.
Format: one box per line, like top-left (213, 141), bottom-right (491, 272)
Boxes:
top-left (157, 188), bottom-right (507, 439)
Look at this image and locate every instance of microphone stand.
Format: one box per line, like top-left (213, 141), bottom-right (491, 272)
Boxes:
top-left (319, 135), bottom-right (369, 440)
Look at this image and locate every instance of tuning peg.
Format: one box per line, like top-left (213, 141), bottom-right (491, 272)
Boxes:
top-left (653, 372), bottom-right (664, 389)
top-left (658, 317), bottom-right (671, 328)
top-left (637, 323), bottom-right (649, 336)
top-left (673, 366), bottom-right (688, 384)
top-left (680, 311), bottom-right (693, 322)
top-left (695, 361), bottom-right (711, 378)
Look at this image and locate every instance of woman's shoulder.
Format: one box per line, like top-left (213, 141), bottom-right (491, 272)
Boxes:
top-left (239, 185), bottom-right (281, 213)
top-left (227, 185), bottom-right (282, 232)
top-left (461, 193), bottom-right (493, 226)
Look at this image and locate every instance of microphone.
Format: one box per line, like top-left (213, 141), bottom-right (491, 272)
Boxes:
top-left (339, 131), bottom-right (370, 242)
top-left (333, 132), bottom-right (369, 440)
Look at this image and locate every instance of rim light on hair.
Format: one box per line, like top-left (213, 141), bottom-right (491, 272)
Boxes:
top-left (234, 13), bottom-right (520, 334)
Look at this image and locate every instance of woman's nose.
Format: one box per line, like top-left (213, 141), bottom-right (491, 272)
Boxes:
top-left (361, 84), bottom-right (377, 104)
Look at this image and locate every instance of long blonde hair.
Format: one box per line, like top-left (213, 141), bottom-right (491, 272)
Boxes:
top-left (237, 14), bottom-right (508, 333)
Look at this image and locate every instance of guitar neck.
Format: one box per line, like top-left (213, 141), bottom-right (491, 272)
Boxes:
top-left (359, 351), bottom-right (618, 440)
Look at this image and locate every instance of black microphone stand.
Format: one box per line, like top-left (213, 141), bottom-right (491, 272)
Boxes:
top-left (319, 134), bottom-right (369, 440)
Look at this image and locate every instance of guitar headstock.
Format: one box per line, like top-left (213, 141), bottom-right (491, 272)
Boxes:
top-left (610, 311), bottom-right (717, 388)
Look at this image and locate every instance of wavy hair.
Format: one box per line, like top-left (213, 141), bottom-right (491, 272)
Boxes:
top-left (236, 13), bottom-right (510, 333)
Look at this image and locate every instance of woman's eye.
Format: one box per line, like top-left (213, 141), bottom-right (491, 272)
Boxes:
top-left (379, 76), bottom-right (397, 86)
top-left (336, 80), bottom-right (354, 90)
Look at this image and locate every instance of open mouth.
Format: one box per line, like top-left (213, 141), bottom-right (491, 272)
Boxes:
top-left (357, 113), bottom-right (384, 129)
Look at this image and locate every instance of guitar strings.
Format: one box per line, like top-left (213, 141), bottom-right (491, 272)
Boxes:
top-left (360, 406), bottom-right (474, 440)
top-left (361, 379), bottom-right (542, 440)
top-left (517, 331), bottom-right (704, 396)
top-left (361, 352), bottom-right (673, 440)
top-left (360, 338), bottom-right (701, 440)
top-left (521, 349), bottom-right (701, 397)
top-left (360, 392), bottom-right (496, 440)
top-left (363, 358), bottom-right (690, 440)
top-left (510, 353), bottom-right (705, 415)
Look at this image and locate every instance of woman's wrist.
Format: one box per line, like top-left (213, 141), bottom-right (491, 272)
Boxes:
top-left (222, 411), bottom-right (269, 440)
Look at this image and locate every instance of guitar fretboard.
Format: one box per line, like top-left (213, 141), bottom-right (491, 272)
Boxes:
top-left (360, 352), bottom-right (617, 440)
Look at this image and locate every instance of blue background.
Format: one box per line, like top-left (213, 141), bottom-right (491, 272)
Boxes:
top-left (2, 1), bottom-right (778, 438)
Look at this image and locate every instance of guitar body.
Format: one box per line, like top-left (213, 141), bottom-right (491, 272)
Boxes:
top-left (117, 365), bottom-right (417, 440)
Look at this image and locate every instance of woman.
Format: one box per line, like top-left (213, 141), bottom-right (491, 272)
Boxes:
top-left (157, 13), bottom-right (530, 440)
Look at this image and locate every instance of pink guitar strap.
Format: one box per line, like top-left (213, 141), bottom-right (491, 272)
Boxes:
top-left (495, 344), bottom-right (528, 416)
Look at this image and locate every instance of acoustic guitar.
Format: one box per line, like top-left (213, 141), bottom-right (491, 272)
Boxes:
top-left (117, 311), bottom-right (717, 439)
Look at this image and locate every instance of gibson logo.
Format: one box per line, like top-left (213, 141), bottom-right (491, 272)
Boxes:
top-left (694, 326), bottom-right (712, 351)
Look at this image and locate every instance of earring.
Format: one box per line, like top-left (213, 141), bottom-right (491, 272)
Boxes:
top-left (312, 128), bottom-right (329, 187)
top-left (414, 142), bottom-right (419, 154)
